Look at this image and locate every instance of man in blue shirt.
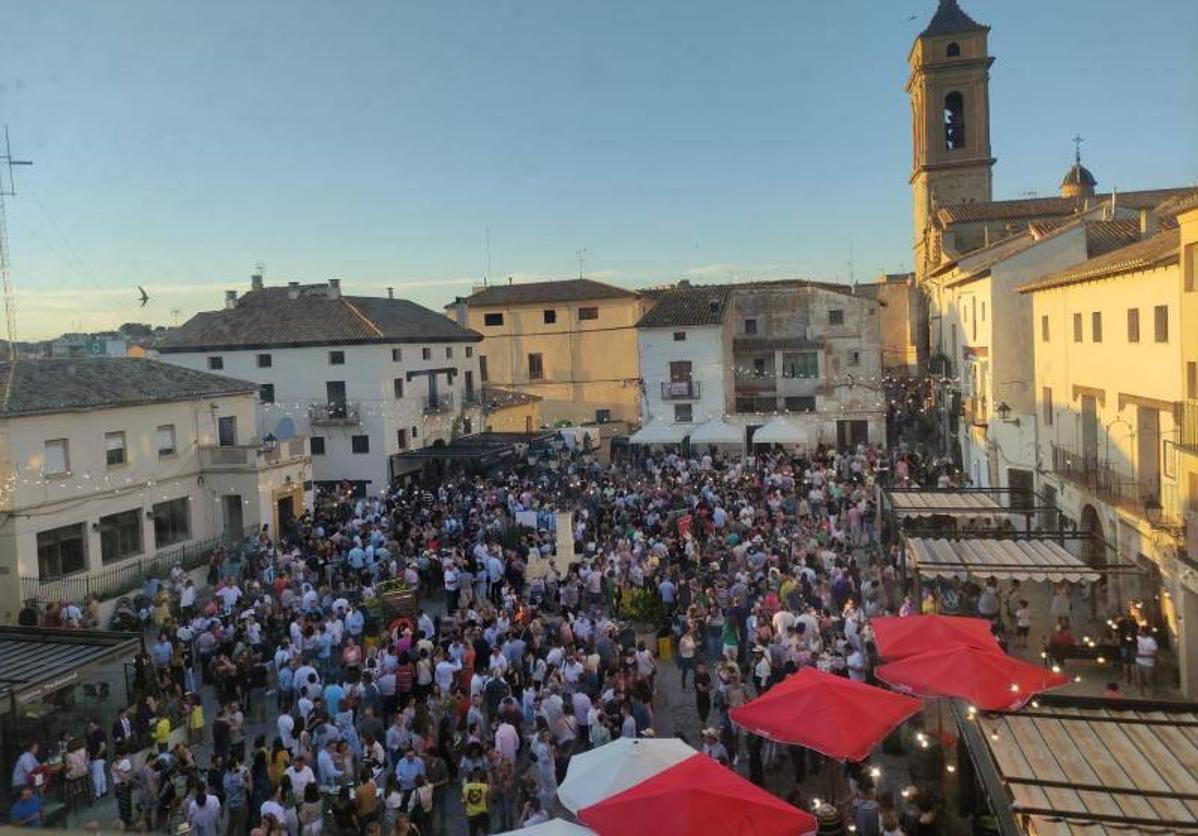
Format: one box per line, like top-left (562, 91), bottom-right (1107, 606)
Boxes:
top-left (9, 786), bottom-right (42, 828)
top-left (345, 607), bottom-right (365, 641)
top-left (395, 748), bottom-right (425, 799)
top-left (323, 681), bottom-right (345, 716)
top-left (317, 740), bottom-right (343, 786)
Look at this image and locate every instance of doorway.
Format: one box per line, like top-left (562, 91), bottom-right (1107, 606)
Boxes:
top-left (326, 381), bottom-right (347, 418)
top-left (217, 416), bottom-right (238, 447)
top-left (837, 420), bottom-right (869, 449)
top-left (276, 495), bottom-right (295, 536)
top-left (222, 495), bottom-right (244, 538)
top-left (1136, 405), bottom-right (1161, 501)
top-left (1081, 395), bottom-right (1098, 466)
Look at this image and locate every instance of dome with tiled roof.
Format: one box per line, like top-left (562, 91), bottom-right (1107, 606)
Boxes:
top-left (1060, 159), bottom-right (1097, 199)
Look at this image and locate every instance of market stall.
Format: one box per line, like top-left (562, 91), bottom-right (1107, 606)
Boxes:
top-left (0, 627), bottom-right (142, 814)
top-left (954, 694), bottom-right (1198, 834)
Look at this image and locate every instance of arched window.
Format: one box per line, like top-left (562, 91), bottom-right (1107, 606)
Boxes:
top-left (944, 91), bottom-right (966, 149)
top-left (946, 42), bottom-right (960, 57)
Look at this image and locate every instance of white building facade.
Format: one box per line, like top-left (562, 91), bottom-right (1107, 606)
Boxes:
top-left (0, 358), bottom-right (311, 623)
top-left (160, 278), bottom-right (483, 493)
top-left (635, 281), bottom-right (886, 448)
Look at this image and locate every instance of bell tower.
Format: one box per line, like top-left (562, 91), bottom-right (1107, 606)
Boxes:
top-left (908, 0), bottom-right (996, 281)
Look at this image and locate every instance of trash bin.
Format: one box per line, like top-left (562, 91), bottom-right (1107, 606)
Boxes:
top-left (657, 634), bottom-right (673, 662)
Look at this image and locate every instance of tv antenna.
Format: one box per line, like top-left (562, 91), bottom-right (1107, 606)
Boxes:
top-left (0, 127), bottom-right (33, 361)
top-left (575, 248), bottom-right (587, 280)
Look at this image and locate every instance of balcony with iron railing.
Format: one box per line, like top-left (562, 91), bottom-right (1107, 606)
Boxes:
top-left (1050, 444), bottom-right (1179, 524)
top-left (422, 393), bottom-right (455, 414)
top-left (308, 401), bottom-right (361, 425)
top-left (660, 380), bottom-right (701, 400)
top-left (200, 435), bottom-right (309, 471)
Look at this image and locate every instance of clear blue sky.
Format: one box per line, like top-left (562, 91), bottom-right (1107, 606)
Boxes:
top-left (1, 0), bottom-right (1195, 338)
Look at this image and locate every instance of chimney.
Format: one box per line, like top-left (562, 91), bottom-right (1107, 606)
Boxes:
top-left (387, 287), bottom-right (394, 299)
top-left (288, 281), bottom-right (301, 300)
top-left (224, 290), bottom-right (237, 310)
top-left (327, 278), bottom-right (341, 299)
top-left (250, 273), bottom-right (264, 291)
top-left (1140, 208), bottom-right (1159, 239)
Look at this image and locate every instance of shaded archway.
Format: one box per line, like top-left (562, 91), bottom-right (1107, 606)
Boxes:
top-left (1079, 503), bottom-right (1107, 618)
top-left (1079, 504), bottom-right (1105, 569)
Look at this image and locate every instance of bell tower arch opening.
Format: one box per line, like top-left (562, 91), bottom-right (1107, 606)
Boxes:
top-left (908, 0), bottom-right (997, 282)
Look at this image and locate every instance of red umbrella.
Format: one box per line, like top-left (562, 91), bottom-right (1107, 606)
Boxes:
top-left (875, 643), bottom-right (1069, 711)
top-left (578, 753), bottom-right (816, 836)
top-left (870, 614), bottom-right (999, 661)
top-left (730, 667), bottom-right (922, 762)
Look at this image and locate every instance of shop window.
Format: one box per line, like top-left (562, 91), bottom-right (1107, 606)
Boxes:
top-left (100, 509), bottom-right (142, 564)
top-left (37, 523), bottom-right (87, 580)
top-left (153, 498), bottom-right (191, 547)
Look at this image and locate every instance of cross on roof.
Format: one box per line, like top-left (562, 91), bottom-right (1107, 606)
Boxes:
top-left (1072, 133), bottom-right (1084, 164)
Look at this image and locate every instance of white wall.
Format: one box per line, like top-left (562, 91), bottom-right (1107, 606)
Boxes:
top-left (162, 341), bottom-right (482, 491)
top-left (638, 325), bottom-right (727, 427)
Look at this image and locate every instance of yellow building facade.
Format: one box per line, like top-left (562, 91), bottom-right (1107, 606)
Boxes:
top-left (1021, 194), bottom-right (1198, 694)
top-left (449, 279), bottom-right (647, 426)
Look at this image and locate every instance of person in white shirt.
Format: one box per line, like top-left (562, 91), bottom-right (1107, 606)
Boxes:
top-left (284, 756), bottom-right (316, 800)
top-left (186, 791), bottom-right (221, 836)
top-left (1136, 625), bottom-right (1159, 695)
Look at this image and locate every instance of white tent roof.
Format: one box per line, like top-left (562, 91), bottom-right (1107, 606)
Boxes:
top-left (688, 417), bottom-right (743, 445)
top-left (752, 415), bottom-right (809, 445)
top-left (908, 537), bottom-right (1101, 583)
top-left (557, 737), bottom-right (698, 813)
top-left (628, 420), bottom-right (689, 445)
top-left (496, 820), bottom-right (597, 836)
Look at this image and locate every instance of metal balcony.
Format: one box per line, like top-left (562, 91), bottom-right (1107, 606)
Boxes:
top-left (308, 401), bottom-right (361, 425)
top-left (422, 393), bottom-right (455, 414)
top-left (660, 380), bottom-right (700, 400)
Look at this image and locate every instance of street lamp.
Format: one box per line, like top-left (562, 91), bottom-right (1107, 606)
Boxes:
top-left (1144, 496), bottom-right (1163, 527)
top-left (995, 401), bottom-right (1020, 427)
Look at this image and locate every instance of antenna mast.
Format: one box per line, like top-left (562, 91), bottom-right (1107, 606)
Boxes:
top-left (0, 127), bottom-right (32, 361)
top-left (575, 248), bottom-right (587, 280)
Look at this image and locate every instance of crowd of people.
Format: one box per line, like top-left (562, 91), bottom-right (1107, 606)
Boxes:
top-left (8, 436), bottom-right (1031, 835)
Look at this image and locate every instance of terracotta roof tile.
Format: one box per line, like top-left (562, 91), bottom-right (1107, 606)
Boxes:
top-left (461, 278), bottom-right (637, 307)
top-left (937, 188), bottom-right (1192, 226)
top-left (637, 285), bottom-right (730, 328)
top-left (161, 285), bottom-right (480, 351)
top-left (0, 358), bottom-right (256, 417)
top-left (1018, 229), bottom-right (1180, 294)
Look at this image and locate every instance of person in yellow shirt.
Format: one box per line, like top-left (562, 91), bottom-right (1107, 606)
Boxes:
top-left (152, 715), bottom-right (171, 753)
top-left (461, 768), bottom-right (490, 836)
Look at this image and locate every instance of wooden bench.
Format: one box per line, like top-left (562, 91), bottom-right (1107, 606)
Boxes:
top-left (1043, 641), bottom-right (1120, 669)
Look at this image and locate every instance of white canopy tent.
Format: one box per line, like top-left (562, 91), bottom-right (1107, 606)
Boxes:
top-left (628, 420), bottom-right (688, 445)
top-left (907, 537), bottom-right (1101, 583)
top-left (688, 417), bottom-right (744, 446)
top-left (751, 415), bottom-right (811, 446)
top-left (557, 737), bottom-right (698, 813)
top-left (496, 820), bottom-right (597, 836)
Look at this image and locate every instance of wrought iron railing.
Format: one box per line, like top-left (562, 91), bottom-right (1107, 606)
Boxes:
top-left (20, 524), bottom-right (259, 604)
top-left (308, 401), bottom-right (361, 425)
top-left (422, 393), bottom-right (455, 414)
top-left (660, 380), bottom-right (700, 400)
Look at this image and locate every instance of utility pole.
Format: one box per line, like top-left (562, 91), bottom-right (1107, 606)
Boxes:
top-left (0, 127), bottom-right (32, 361)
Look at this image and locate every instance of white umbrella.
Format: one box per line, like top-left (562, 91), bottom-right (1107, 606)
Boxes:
top-left (557, 737), bottom-right (697, 813)
top-left (495, 819), bottom-right (597, 836)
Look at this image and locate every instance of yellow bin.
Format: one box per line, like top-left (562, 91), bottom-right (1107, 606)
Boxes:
top-left (657, 635), bottom-right (673, 662)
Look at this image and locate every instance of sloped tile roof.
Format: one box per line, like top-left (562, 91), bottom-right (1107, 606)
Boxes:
top-left (1083, 219), bottom-right (1144, 258)
top-left (1017, 229), bottom-right (1180, 294)
top-left (461, 278), bottom-right (637, 307)
top-left (160, 285), bottom-right (480, 352)
top-left (937, 188), bottom-right (1192, 226)
top-left (637, 285), bottom-right (731, 328)
top-left (0, 358), bottom-right (257, 417)
top-left (920, 0), bottom-right (987, 37)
